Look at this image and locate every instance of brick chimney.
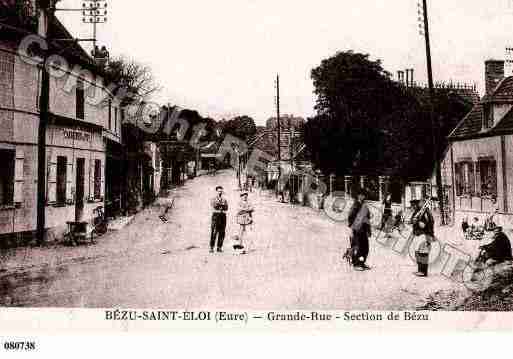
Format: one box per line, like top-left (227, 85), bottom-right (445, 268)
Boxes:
top-left (485, 59), bottom-right (505, 95)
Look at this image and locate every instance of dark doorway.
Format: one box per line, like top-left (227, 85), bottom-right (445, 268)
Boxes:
top-left (75, 158), bottom-right (85, 221)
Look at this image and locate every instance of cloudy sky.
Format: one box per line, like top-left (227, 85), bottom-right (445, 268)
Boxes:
top-left (57, 0), bottom-right (513, 125)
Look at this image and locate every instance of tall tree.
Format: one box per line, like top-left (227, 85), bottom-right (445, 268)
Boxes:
top-left (306, 50), bottom-right (472, 179)
top-left (105, 56), bottom-right (161, 105)
top-left (221, 115), bottom-right (257, 142)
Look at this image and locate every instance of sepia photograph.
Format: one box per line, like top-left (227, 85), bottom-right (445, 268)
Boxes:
top-left (1, 0), bottom-right (513, 336)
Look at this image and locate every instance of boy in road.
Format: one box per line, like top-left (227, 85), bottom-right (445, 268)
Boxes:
top-left (210, 186), bottom-right (228, 253)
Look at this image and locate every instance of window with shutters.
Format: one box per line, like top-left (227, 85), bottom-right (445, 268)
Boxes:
top-left (114, 107), bottom-right (118, 134)
top-left (479, 158), bottom-right (497, 198)
top-left (94, 159), bottom-right (102, 199)
top-left (0, 51), bottom-right (14, 108)
top-left (76, 79), bottom-right (85, 119)
top-left (0, 149), bottom-right (15, 206)
top-left (56, 156), bottom-right (67, 205)
top-left (455, 161), bottom-right (475, 196)
top-left (120, 108), bottom-right (125, 133)
top-left (108, 100), bottom-right (112, 130)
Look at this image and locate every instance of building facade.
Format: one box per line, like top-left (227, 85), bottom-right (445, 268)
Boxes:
top-left (0, 16), bottom-right (122, 241)
top-left (446, 60), bottom-right (513, 226)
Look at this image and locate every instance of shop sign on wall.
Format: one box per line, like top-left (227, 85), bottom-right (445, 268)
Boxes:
top-left (63, 128), bottom-right (92, 142)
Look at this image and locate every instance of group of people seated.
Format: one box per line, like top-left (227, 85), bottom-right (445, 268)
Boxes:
top-left (461, 217), bottom-right (486, 241)
top-left (461, 213), bottom-right (512, 267)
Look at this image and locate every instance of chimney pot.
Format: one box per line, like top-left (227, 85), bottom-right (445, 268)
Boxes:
top-left (485, 59), bottom-right (505, 95)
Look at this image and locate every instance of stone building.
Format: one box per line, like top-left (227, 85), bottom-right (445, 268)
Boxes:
top-left (0, 5), bottom-right (122, 241)
top-left (445, 59), bottom-right (513, 226)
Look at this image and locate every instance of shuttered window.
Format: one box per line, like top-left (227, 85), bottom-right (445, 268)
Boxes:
top-left (108, 100), bottom-right (112, 130)
top-left (76, 79), bottom-right (85, 119)
top-left (56, 156), bottom-right (67, 205)
top-left (479, 158), bottom-right (498, 198)
top-left (0, 51), bottom-right (14, 108)
top-left (0, 149), bottom-right (15, 205)
top-left (14, 148), bottom-right (25, 204)
top-left (455, 161), bottom-right (476, 196)
top-left (94, 159), bottom-right (102, 199)
top-left (114, 107), bottom-right (118, 134)
top-left (47, 154), bottom-right (57, 203)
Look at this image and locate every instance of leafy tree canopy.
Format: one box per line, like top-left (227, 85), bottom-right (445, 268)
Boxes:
top-left (221, 115), bottom-right (257, 142)
top-left (305, 50), bottom-right (472, 179)
top-left (105, 56), bottom-right (161, 105)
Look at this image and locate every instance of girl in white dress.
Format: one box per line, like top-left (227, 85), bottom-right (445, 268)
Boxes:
top-left (236, 192), bottom-right (254, 255)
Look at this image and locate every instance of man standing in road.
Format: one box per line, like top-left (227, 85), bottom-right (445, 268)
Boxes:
top-left (410, 198), bottom-right (435, 277)
top-left (347, 188), bottom-right (372, 271)
top-left (210, 186), bottom-right (228, 253)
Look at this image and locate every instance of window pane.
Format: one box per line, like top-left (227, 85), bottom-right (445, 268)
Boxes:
top-left (94, 159), bottom-right (101, 199)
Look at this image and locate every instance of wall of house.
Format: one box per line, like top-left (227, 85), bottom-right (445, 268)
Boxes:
top-left (504, 135), bottom-right (513, 214)
top-left (0, 43), bottom-right (39, 236)
top-left (50, 68), bottom-right (122, 141)
top-left (451, 137), bottom-right (504, 214)
top-left (0, 40), bottom-right (117, 241)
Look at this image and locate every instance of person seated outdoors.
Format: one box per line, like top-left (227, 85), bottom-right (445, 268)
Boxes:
top-left (478, 226), bottom-right (513, 267)
top-left (466, 217), bottom-right (485, 240)
top-left (471, 217), bottom-right (482, 232)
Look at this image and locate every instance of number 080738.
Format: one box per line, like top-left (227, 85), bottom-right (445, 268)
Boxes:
top-left (3, 341), bottom-right (36, 351)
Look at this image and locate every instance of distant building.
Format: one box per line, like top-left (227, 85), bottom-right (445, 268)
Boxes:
top-left (266, 115), bottom-right (305, 130)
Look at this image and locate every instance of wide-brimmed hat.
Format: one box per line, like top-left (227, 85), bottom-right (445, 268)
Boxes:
top-left (215, 186), bottom-right (224, 191)
top-left (240, 192), bottom-right (249, 197)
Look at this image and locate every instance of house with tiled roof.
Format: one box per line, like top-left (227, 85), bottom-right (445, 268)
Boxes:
top-left (0, 1), bottom-right (127, 242)
top-left (444, 59), bottom-right (513, 224)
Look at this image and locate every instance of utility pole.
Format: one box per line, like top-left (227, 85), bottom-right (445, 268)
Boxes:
top-left (420, 0), bottom-right (445, 224)
top-left (35, 1), bottom-right (108, 244)
top-left (289, 118), bottom-right (295, 204)
top-left (36, 1), bottom-right (54, 245)
top-left (82, 0), bottom-right (108, 52)
top-left (275, 74), bottom-right (282, 200)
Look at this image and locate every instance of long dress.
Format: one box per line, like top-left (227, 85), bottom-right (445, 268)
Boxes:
top-left (347, 200), bottom-right (371, 266)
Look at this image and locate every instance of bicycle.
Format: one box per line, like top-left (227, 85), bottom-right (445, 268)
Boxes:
top-left (91, 206), bottom-right (108, 241)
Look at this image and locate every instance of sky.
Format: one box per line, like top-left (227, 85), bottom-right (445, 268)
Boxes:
top-left (56, 0), bottom-right (513, 126)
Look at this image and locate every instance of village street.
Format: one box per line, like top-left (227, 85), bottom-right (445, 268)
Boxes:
top-left (0, 170), bottom-right (476, 310)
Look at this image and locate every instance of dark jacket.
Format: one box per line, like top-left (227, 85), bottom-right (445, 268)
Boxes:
top-left (481, 232), bottom-right (513, 262)
top-left (411, 208), bottom-right (434, 237)
top-left (348, 200), bottom-right (371, 235)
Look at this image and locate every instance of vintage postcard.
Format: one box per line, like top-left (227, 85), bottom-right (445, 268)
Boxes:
top-left (2, 0), bottom-right (513, 346)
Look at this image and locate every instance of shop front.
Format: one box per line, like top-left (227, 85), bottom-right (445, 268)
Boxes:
top-left (105, 137), bottom-right (125, 218)
top-left (45, 116), bottom-right (106, 238)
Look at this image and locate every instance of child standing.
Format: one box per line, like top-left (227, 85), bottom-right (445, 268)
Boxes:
top-left (236, 192), bottom-right (254, 255)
